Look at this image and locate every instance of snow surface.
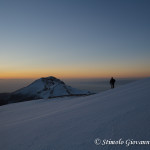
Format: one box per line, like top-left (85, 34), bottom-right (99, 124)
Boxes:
top-left (0, 78), bottom-right (150, 150)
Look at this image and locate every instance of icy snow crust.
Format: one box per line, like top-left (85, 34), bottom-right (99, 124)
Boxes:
top-left (0, 78), bottom-right (150, 150)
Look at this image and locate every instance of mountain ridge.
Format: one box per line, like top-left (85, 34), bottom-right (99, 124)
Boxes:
top-left (0, 76), bottom-right (92, 105)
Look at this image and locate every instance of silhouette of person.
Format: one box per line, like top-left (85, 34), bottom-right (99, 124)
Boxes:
top-left (110, 77), bottom-right (116, 89)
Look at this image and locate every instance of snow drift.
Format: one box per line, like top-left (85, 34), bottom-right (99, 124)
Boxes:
top-left (0, 78), bottom-right (150, 150)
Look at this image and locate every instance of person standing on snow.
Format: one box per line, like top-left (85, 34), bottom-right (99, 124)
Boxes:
top-left (110, 77), bottom-right (116, 89)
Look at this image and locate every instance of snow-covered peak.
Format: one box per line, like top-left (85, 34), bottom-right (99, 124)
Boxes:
top-left (13, 76), bottom-right (91, 99)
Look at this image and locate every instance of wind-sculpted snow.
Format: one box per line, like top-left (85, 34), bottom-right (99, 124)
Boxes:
top-left (0, 78), bottom-right (150, 150)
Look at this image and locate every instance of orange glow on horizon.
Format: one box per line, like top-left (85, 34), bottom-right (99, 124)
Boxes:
top-left (0, 68), bottom-right (150, 79)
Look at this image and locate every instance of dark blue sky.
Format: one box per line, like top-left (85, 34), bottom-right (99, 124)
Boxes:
top-left (0, 0), bottom-right (150, 78)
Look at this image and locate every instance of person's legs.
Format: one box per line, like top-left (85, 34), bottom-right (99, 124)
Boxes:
top-left (111, 84), bottom-right (113, 89)
top-left (112, 83), bottom-right (114, 88)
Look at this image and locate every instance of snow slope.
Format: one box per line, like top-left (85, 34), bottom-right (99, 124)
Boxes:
top-left (0, 78), bottom-right (150, 150)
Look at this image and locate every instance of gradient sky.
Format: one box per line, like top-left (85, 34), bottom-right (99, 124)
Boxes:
top-left (0, 0), bottom-right (150, 79)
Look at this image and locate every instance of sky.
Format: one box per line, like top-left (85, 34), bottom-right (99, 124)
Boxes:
top-left (0, 0), bottom-right (150, 79)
